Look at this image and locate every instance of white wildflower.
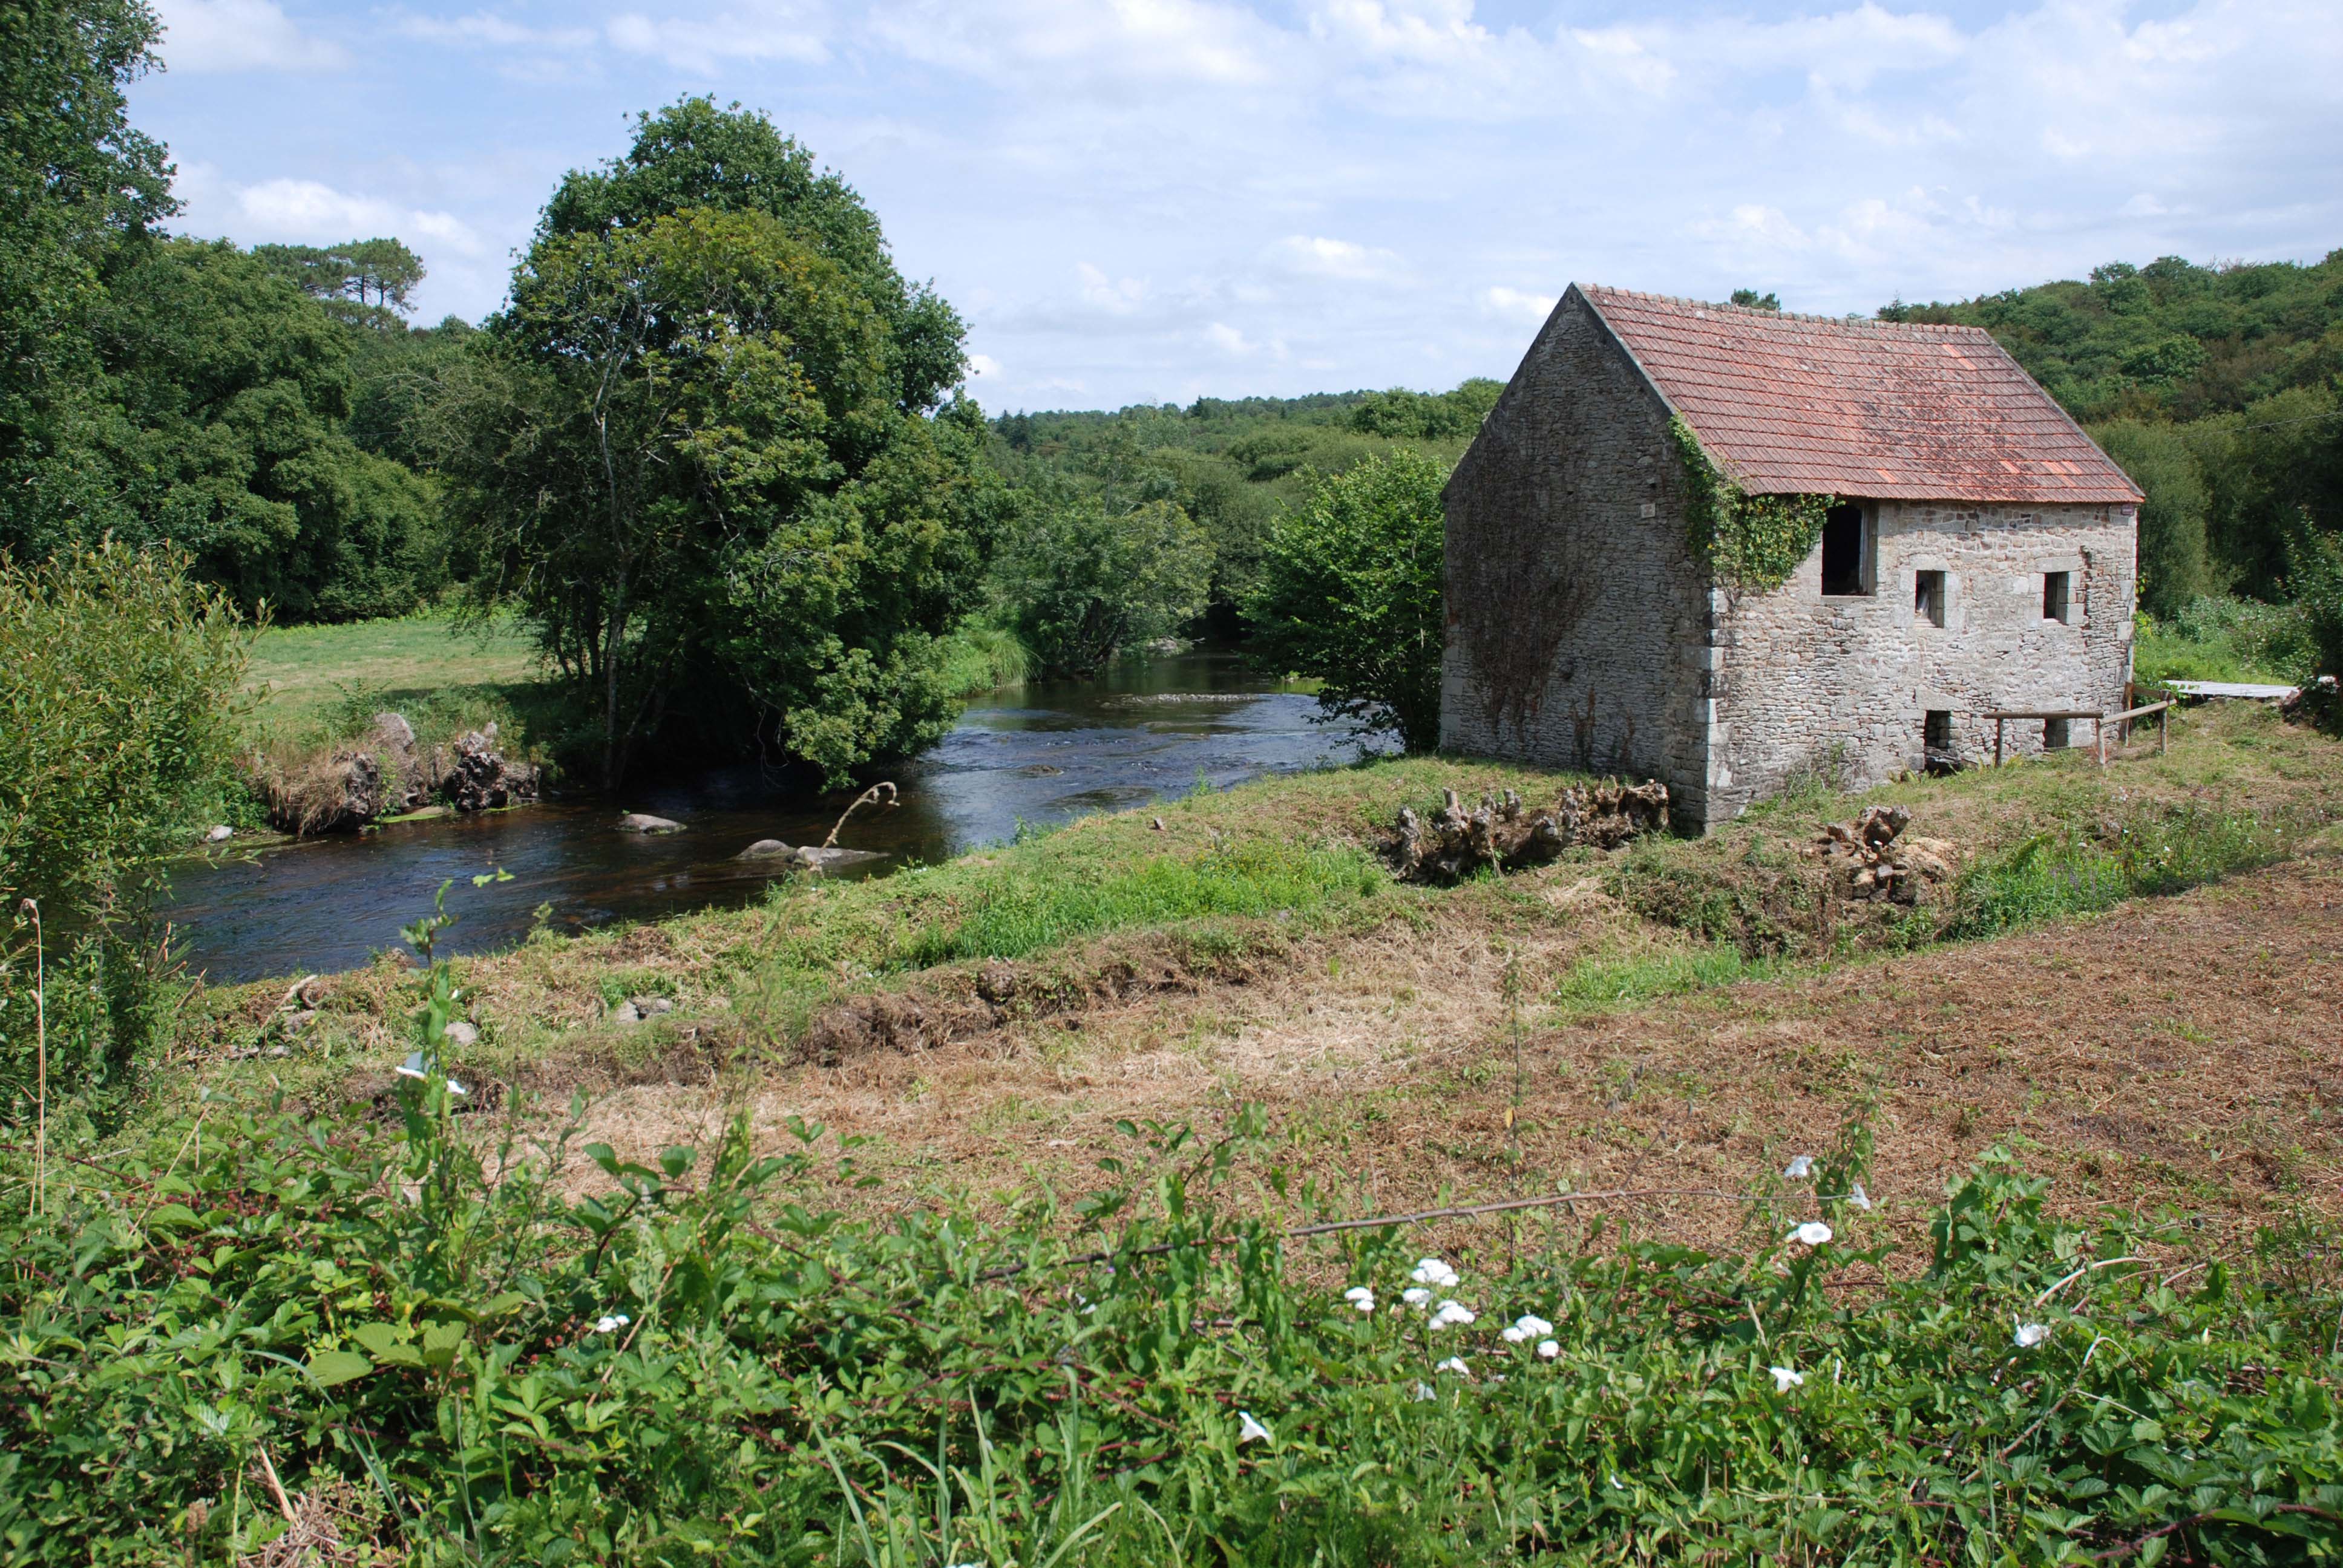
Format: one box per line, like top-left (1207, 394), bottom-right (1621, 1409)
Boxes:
top-left (1514, 1313), bottom-right (1554, 1338)
top-left (1343, 1285), bottom-right (1376, 1314)
top-left (1789, 1221), bottom-right (1833, 1248)
top-left (1435, 1356), bottom-right (1470, 1376)
top-left (1411, 1380), bottom-right (1436, 1402)
top-left (1501, 1323), bottom-right (1530, 1344)
top-left (1428, 1300), bottom-right (1476, 1330)
top-left (1409, 1257), bottom-right (1460, 1288)
top-left (1536, 1339), bottom-right (1560, 1359)
top-left (2014, 1320), bottom-right (2051, 1349)
top-left (592, 1313), bottom-right (631, 1334)
top-left (1236, 1411), bottom-right (1271, 1445)
top-left (1401, 1286), bottom-right (1432, 1308)
top-left (1770, 1365), bottom-right (1804, 1393)
top-left (1783, 1155), bottom-right (1815, 1179)
top-left (1848, 1180), bottom-right (1873, 1211)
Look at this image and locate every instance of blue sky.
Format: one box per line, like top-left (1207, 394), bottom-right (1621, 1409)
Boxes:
top-left (136, 0), bottom-right (2342, 411)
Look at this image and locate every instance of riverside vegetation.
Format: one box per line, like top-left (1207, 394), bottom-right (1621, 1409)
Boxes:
top-left (7, 572), bottom-right (2343, 1560)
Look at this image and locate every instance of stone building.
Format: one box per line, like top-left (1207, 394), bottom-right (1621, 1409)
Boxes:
top-left (1441, 284), bottom-right (2144, 828)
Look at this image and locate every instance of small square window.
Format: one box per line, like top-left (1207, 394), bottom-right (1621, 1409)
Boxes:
top-left (1821, 504), bottom-right (1870, 596)
top-left (1915, 570), bottom-right (1945, 627)
top-left (1924, 709), bottom-right (1953, 751)
top-left (2042, 571), bottom-right (2071, 623)
top-left (2043, 717), bottom-right (2071, 750)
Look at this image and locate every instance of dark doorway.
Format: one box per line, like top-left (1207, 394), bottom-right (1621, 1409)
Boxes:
top-left (1821, 504), bottom-right (1869, 595)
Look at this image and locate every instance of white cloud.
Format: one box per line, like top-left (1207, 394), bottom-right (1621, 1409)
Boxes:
top-left (1306, 0), bottom-right (1491, 64)
top-left (1693, 203), bottom-right (1812, 250)
top-left (607, 8), bottom-right (828, 73)
top-left (1270, 235), bottom-right (1405, 281)
top-left (390, 10), bottom-right (599, 50)
top-left (1076, 263), bottom-right (1149, 316)
top-left (968, 353), bottom-right (1002, 378)
top-left (871, 0), bottom-right (1283, 91)
top-left (1482, 286), bottom-right (1555, 322)
top-left (1206, 321), bottom-right (1258, 356)
top-left (153, 0), bottom-right (346, 73)
top-left (231, 177), bottom-right (484, 256)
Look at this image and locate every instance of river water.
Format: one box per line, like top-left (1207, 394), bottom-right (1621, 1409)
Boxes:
top-left (162, 652), bottom-right (1385, 984)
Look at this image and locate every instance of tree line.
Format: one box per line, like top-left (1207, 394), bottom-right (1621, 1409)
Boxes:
top-left (1883, 254), bottom-right (2343, 616)
top-left (4, 1), bottom-right (2339, 803)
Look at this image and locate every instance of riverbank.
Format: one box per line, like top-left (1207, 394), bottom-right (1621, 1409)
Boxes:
top-left (166, 699), bottom-right (2343, 1249)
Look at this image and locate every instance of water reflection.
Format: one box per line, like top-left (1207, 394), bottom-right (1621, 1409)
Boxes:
top-left (163, 652), bottom-right (1387, 982)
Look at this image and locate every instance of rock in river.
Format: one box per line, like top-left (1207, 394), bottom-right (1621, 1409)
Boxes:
top-left (737, 838), bottom-right (795, 858)
top-left (615, 812), bottom-right (684, 834)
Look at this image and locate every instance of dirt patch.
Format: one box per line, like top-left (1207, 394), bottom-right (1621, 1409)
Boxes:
top-left (543, 851), bottom-right (2341, 1259)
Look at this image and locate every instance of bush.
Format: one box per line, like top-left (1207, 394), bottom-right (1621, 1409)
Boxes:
top-left (0, 542), bottom-right (248, 1096)
top-left (2133, 593), bottom-right (2313, 686)
top-left (1248, 451), bottom-right (1447, 751)
top-left (2286, 524), bottom-right (2343, 687)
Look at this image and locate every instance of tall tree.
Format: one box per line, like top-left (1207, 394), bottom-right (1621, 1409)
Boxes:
top-left (435, 195), bottom-right (997, 786)
top-left (0, 0), bottom-right (175, 554)
top-left (1248, 452), bottom-right (1448, 753)
top-left (252, 237), bottom-right (427, 323)
top-left (539, 97), bottom-right (966, 415)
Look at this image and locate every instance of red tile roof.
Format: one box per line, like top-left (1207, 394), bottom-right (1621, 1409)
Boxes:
top-left (1579, 285), bottom-right (2143, 505)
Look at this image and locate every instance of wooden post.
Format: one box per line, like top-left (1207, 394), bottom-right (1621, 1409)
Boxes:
top-left (2096, 716), bottom-right (2106, 766)
top-left (1994, 716), bottom-right (2004, 768)
top-left (2159, 704), bottom-right (2168, 756)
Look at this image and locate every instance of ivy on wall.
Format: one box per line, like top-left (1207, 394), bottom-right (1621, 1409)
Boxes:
top-left (1669, 415), bottom-right (1829, 593)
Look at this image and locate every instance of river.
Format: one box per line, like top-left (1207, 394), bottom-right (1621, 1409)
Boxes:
top-left (162, 652), bottom-right (1387, 984)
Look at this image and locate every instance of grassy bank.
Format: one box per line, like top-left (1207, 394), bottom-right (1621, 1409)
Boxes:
top-left (13, 702), bottom-right (2343, 1563)
top-left (162, 703), bottom-right (2342, 1166)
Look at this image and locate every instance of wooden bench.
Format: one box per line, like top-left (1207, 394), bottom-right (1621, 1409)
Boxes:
top-left (1981, 702), bottom-right (2169, 766)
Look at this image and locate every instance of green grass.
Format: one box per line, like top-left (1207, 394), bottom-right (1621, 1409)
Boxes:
top-left (245, 610), bottom-right (548, 730)
top-left (719, 764), bottom-right (1502, 1039)
top-left (934, 621), bottom-right (1032, 697)
top-left (1552, 941), bottom-right (1780, 1006)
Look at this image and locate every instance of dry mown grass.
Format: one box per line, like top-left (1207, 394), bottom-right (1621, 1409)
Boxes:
top-left (172, 704), bottom-right (2343, 1250)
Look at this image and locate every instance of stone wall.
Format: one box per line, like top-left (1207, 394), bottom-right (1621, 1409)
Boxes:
top-left (1706, 500), bottom-right (2138, 818)
top-left (1440, 290), bottom-right (1715, 817)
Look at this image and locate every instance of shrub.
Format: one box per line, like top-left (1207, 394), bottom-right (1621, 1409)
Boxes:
top-left (0, 542), bottom-right (247, 1096)
top-left (1248, 451), bottom-right (1447, 751)
top-left (2286, 523), bottom-right (2343, 687)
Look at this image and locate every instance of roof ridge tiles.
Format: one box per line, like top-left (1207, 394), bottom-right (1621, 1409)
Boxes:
top-left (1578, 283), bottom-right (1986, 338)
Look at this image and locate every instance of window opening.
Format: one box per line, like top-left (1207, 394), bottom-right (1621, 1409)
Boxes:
top-left (1915, 570), bottom-right (1945, 627)
top-left (1924, 710), bottom-right (1952, 751)
top-left (1821, 504), bottom-right (1869, 596)
top-left (2042, 571), bottom-right (2071, 623)
top-left (2043, 717), bottom-right (2070, 750)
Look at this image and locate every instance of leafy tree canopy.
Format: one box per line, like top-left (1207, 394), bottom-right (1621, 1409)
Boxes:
top-left (1247, 451), bottom-right (1447, 753)
top-left (995, 490), bottom-right (1214, 677)
top-left (437, 185), bottom-right (998, 786)
top-left (251, 236), bottom-right (426, 325)
top-left (1883, 250), bottom-right (2343, 425)
top-left (540, 97), bottom-right (966, 414)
